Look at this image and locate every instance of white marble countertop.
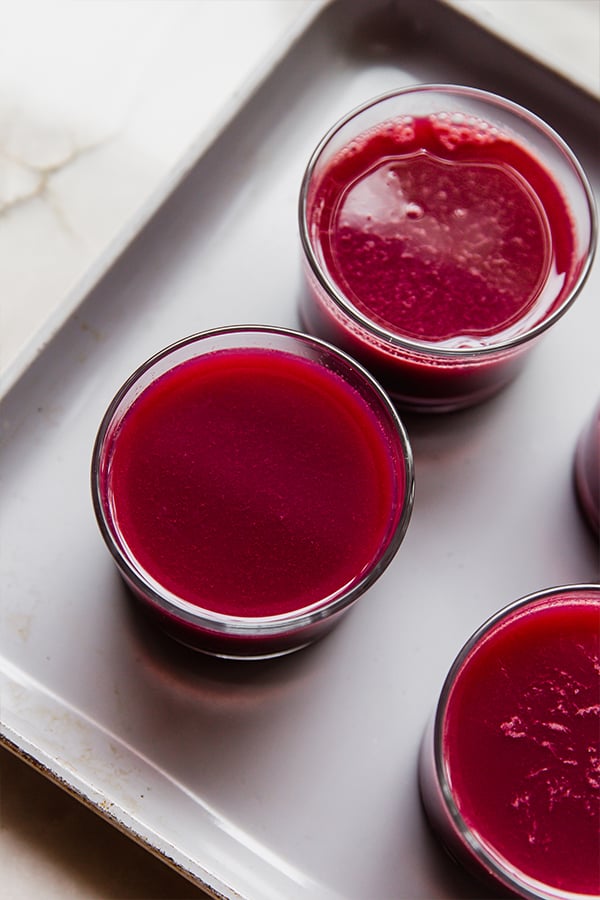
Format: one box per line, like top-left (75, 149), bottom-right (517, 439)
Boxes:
top-left (1, 1), bottom-right (598, 898)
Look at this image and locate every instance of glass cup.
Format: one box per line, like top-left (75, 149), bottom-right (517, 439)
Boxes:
top-left (419, 584), bottom-right (600, 898)
top-left (91, 326), bottom-right (414, 659)
top-left (299, 84), bottom-right (596, 412)
top-left (574, 399), bottom-right (600, 535)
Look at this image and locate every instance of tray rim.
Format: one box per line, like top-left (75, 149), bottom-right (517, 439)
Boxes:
top-left (0, 733), bottom-right (225, 898)
top-left (442, 0), bottom-right (600, 102)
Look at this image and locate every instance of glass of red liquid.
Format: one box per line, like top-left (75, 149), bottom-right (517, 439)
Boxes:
top-left (299, 85), bottom-right (596, 412)
top-left (91, 326), bottom-right (414, 659)
top-left (574, 399), bottom-right (600, 535)
top-left (419, 584), bottom-right (600, 899)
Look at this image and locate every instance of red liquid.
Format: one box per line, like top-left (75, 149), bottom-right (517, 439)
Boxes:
top-left (105, 348), bottom-right (402, 618)
top-left (443, 596), bottom-right (600, 895)
top-left (310, 115), bottom-right (577, 345)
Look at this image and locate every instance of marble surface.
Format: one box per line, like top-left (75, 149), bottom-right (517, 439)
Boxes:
top-left (1, 2), bottom-right (598, 899)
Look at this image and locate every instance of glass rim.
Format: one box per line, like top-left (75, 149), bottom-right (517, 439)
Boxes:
top-left (299, 83), bottom-right (598, 360)
top-left (431, 582), bottom-right (600, 899)
top-left (91, 324), bottom-right (415, 637)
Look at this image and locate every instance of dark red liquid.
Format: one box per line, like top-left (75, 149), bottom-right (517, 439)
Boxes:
top-left (443, 596), bottom-right (600, 895)
top-left (310, 115), bottom-right (577, 345)
top-left (105, 348), bottom-right (402, 618)
top-left (575, 400), bottom-right (600, 535)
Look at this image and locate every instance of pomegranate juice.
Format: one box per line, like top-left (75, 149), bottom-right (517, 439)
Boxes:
top-left (422, 588), bottom-right (600, 896)
top-left (311, 115), bottom-right (576, 341)
top-left (301, 97), bottom-right (590, 410)
top-left (103, 347), bottom-right (403, 620)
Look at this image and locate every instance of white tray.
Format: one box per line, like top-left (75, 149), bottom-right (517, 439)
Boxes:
top-left (1, 1), bottom-right (598, 898)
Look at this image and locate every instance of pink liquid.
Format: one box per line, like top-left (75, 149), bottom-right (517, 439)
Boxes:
top-left (105, 347), bottom-right (402, 618)
top-left (310, 115), bottom-right (577, 344)
top-left (443, 595), bottom-right (600, 895)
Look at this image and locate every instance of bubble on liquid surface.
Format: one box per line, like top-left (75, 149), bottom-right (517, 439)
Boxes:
top-left (405, 202), bottom-right (424, 220)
